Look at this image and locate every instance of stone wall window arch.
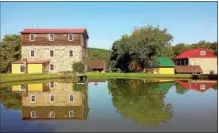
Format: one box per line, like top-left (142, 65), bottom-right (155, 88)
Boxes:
top-left (69, 110), bottom-right (74, 118)
top-left (29, 34), bottom-right (36, 41)
top-left (69, 94), bottom-right (74, 102)
top-left (68, 34), bottom-right (73, 41)
top-left (30, 95), bottom-right (36, 103)
top-left (30, 111), bottom-right (36, 118)
top-left (50, 50), bottom-right (54, 57)
top-left (49, 111), bottom-right (55, 118)
top-left (49, 94), bottom-right (55, 103)
top-left (30, 50), bottom-right (35, 57)
top-left (49, 81), bottom-right (55, 88)
top-left (69, 50), bottom-right (73, 57)
top-left (49, 34), bottom-right (54, 41)
top-left (50, 64), bottom-right (54, 71)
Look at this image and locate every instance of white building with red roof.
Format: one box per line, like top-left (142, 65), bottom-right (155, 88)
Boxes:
top-left (174, 48), bottom-right (217, 74)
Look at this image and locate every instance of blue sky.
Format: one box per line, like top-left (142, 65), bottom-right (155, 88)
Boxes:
top-left (1, 2), bottom-right (217, 49)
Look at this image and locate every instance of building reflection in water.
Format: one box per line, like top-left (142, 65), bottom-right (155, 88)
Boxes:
top-left (11, 82), bottom-right (88, 120)
top-left (176, 80), bottom-right (217, 92)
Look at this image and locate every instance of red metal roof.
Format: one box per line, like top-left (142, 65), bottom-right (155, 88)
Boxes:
top-left (176, 80), bottom-right (217, 92)
top-left (20, 28), bottom-right (86, 34)
top-left (12, 59), bottom-right (50, 64)
top-left (175, 48), bottom-right (217, 59)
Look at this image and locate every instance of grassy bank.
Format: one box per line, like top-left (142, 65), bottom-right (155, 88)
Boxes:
top-left (0, 72), bottom-right (210, 84)
top-left (0, 73), bottom-right (71, 83)
top-left (86, 72), bottom-right (193, 79)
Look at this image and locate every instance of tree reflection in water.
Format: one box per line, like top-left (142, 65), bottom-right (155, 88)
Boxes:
top-left (0, 86), bottom-right (22, 110)
top-left (108, 79), bottom-right (173, 126)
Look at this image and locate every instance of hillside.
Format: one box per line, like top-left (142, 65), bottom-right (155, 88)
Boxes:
top-left (88, 48), bottom-right (111, 60)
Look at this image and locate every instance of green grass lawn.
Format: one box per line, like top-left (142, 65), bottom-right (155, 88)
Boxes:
top-left (86, 72), bottom-right (193, 79)
top-left (0, 72), bottom-right (196, 84)
top-left (0, 73), bottom-right (71, 83)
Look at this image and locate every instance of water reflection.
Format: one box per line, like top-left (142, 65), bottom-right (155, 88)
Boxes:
top-left (11, 82), bottom-right (89, 120)
top-left (108, 79), bottom-right (217, 126)
top-left (176, 80), bottom-right (217, 93)
top-left (108, 79), bottom-right (174, 126)
top-left (0, 79), bottom-right (217, 132)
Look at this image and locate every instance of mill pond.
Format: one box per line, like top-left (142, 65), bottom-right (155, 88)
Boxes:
top-left (0, 79), bottom-right (217, 132)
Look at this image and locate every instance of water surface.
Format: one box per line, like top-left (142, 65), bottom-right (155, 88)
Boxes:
top-left (0, 79), bottom-right (217, 132)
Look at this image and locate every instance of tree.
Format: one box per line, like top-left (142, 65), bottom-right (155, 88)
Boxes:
top-left (160, 45), bottom-right (174, 59)
top-left (172, 43), bottom-right (190, 57)
top-left (72, 62), bottom-right (85, 73)
top-left (0, 86), bottom-right (22, 110)
top-left (109, 26), bottom-right (173, 72)
top-left (0, 34), bottom-right (21, 73)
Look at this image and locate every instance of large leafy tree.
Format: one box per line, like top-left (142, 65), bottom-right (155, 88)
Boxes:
top-left (108, 79), bottom-right (173, 126)
top-left (0, 34), bottom-right (21, 73)
top-left (109, 26), bottom-right (173, 72)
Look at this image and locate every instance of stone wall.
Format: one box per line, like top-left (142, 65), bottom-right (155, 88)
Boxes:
top-left (189, 58), bottom-right (218, 74)
top-left (22, 46), bottom-right (84, 72)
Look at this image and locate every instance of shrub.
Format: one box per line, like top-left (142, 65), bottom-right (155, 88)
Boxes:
top-left (72, 62), bottom-right (85, 73)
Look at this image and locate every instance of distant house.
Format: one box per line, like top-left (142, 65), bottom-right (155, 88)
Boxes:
top-left (144, 57), bottom-right (175, 74)
top-left (84, 59), bottom-right (106, 72)
top-left (174, 48), bottom-right (217, 74)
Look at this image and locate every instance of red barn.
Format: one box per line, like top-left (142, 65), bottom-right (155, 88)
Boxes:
top-left (174, 48), bottom-right (217, 74)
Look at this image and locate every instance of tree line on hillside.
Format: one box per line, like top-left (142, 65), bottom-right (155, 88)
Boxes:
top-left (0, 27), bottom-right (217, 73)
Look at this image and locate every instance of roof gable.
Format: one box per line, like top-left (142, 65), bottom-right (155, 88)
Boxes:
top-left (158, 57), bottom-right (175, 67)
top-left (175, 48), bottom-right (217, 59)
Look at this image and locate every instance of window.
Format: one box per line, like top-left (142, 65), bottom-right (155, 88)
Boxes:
top-left (30, 111), bottom-right (36, 118)
top-left (49, 111), bottom-right (55, 118)
top-left (30, 50), bottom-right (35, 57)
top-left (19, 85), bottom-right (25, 91)
top-left (200, 84), bottom-right (206, 90)
top-left (69, 110), bottom-right (74, 118)
top-left (68, 34), bottom-right (73, 41)
top-left (69, 50), bottom-right (73, 57)
top-left (50, 64), bottom-right (54, 71)
top-left (49, 34), bottom-right (54, 41)
top-left (50, 82), bottom-right (55, 88)
top-left (50, 50), bottom-right (54, 57)
top-left (30, 95), bottom-right (36, 103)
top-left (200, 51), bottom-right (206, 56)
top-left (50, 94), bottom-right (55, 102)
top-left (29, 34), bottom-right (35, 41)
top-left (69, 94), bottom-right (74, 102)
top-left (20, 65), bottom-right (25, 72)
